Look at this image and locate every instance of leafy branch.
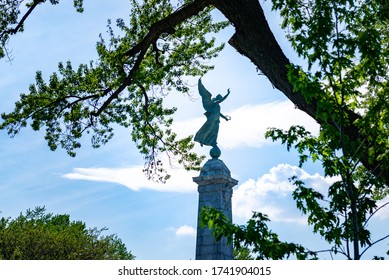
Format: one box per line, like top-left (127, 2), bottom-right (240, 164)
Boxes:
top-left (200, 207), bottom-right (318, 260)
top-left (0, 0), bottom-right (84, 60)
top-left (0, 0), bottom-right (226, 181)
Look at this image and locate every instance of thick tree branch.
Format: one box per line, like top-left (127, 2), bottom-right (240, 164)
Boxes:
top-left (11, 1), bottom-right (41, 34)
top-left (13, 0), bottom-right (385, 184)
top-left (0, 0), bottom-right (43, 42)
top-left (92, 0), bottom-right (211, 117)
top-left (125, 0), bottom-right (211, 57)
top-left (210, 0), bottom-right (389, 185)
top-left (92, 0), bottom-right (389, 184)
top-left (92, 48), bottom-right (147, 117)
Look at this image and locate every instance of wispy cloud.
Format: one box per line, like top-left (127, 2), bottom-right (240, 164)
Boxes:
top-left (62, 101), bottom-right (320, 193)
top-left (63, 166), bottom-right (197, 193)
top-left (63, 163), bottom-right (337, 225)
top-left (174, 100), bottom-right (320, 150)
top-left (232, 164), bottom-right (337, 224)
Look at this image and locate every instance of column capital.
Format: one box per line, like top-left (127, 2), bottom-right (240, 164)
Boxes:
top-left (193, 158), bottom-right (238, 187)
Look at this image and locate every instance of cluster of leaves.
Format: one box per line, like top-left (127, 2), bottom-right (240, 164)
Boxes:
top-left (199, 1), bottom-right (388, 259)
top-left (0, 206), bottom-right (134, 260)
top-left (0, 0), bottom-right (229, 181)
top-left (234, 246), bottom-right (254, 260)
top-left (266, 126), bottom-right (389, 259)
top-left (200, 206), bottom-right (317, 260)
top-left (0, 0), bottom-right (84, 59)
top-left (261, 0), bottom-right (389, 259)
top-left (266, 125), bottom-right (388, 198)
top-left (271, 0), bottom-right (389, 172)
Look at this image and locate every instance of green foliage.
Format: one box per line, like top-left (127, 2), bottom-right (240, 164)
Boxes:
top-left (234, 246), bottom-right (254, 260)
top-left (0, 206), bottom-right (135, 260)
top-left (0, 0), bottom-right (387, 261)
top-left (263, 0), bottom-right (389, 259)
top-left (222, 0), bottom-right (389, 259)
top-left (271, 0), bottom-right (389, 173)
top-left (0, 0), bottom-right (228, 181)
top-left (2, 0), bottom-right (386, 185)
top-left (200, 207), bottom-right (316, 260)
top-left (266, 125), bottom-right (389, 259)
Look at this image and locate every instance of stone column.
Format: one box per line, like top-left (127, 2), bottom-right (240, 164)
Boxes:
top-left (193, 158), bottom-right (238, 260)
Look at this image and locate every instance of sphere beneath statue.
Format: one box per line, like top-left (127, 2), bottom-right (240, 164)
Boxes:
top-left (210, 146), bottom-right (221, 158)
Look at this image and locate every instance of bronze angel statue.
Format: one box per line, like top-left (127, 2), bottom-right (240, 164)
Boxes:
top-left (194, 78), bottom-right (231, 154)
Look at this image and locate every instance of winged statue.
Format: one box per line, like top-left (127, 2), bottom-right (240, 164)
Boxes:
top-left (194, 78), bottom-right (231, 153)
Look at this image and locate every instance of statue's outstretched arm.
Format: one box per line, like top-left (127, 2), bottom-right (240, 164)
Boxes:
top-left (219, 88), bottom-right (230, 103)
top-left (220, 113), bottom-right (231, 121)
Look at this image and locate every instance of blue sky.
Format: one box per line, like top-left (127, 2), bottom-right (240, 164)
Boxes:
top-left (0, 0), bottom-right (388, 260)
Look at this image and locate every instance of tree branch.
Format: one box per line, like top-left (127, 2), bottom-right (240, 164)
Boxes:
top-left (92, 48), bottom-right (147, 117)
top-left (152, 42), bottom-right (163, 66)
top-left (125, 0), bottom-right (211, 57)
top-left (364, 201), bottom-right (389, 227)
top-left (136, 82), bottom-right (150, 118)
top-left (210, 0), bottom-right (389, 185)
top-left (92, 0), bottom-right (211, 117)
top-left (360, 233), bottom-right (389, 259)
top-left (0, 0), bottom-right (43, 42)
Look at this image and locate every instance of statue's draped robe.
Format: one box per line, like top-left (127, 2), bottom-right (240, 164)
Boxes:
top-left (194, 103), bottom-right (221, 147)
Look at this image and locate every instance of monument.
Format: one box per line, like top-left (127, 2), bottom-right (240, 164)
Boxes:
top-left (193, 79), bottom-right (238, 260)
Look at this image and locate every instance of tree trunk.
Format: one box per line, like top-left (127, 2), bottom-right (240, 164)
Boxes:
top-left (345, 175), bottom-right (360, 260)
top-left (210, 0), bottom-right (389, 185)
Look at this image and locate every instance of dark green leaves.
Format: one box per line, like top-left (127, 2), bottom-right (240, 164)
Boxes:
top-left (0, 0), bottom-right (23, 58)
top-left (265, 0), bottom-right (389, 253)
top-left (201, 207), bottom-right (316, 260)
top-left (266, 122), bottom-right (388, 258)
top-left (0, 206), bottom-right (134, 260)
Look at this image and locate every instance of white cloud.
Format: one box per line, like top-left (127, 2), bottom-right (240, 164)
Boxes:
top-left (175, 225), bottom-right (196, 237)
top-left (375, 198), bottom-right (389, 220)
top-left (232, 163), bottom-right (389, 224)
top-left (173, 101), bottom-right (320, 150)
top-left (62, 101), bottom-right (320, 193)
top-left (63, 165), bottom-right (197, 193)
top-left (232, 164), bottom-right (335, 224)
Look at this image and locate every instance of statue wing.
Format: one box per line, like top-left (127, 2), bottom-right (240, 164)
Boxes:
top-left (198, 78), bottom-right (213, 111)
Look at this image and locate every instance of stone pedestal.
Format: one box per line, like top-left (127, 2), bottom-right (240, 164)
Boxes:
top-left (193, 158), bottom-right (238, 260)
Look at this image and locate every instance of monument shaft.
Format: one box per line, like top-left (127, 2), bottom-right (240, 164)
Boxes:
top-left (193, 158), bottom-right (238, 260)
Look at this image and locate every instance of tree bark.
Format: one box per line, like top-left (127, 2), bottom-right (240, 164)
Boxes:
top-left (210, 0), bottom-right (389, 185)
top-left (344, 173), bottom-right (361, 259)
